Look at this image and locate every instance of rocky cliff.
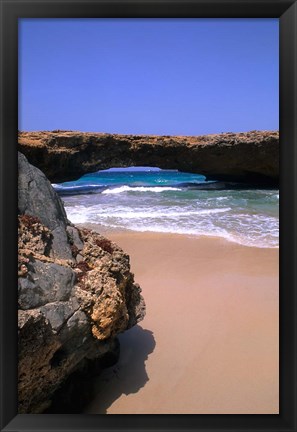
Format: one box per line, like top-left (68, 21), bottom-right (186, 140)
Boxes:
top-left (18, 152), bottom-right (145, 413)
top-left (18, 130), bottom-right (279, 186)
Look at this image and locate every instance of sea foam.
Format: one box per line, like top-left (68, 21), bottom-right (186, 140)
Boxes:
top-left (56, 168), bottom-right (279, 249)
top-left (102, 185), bottom-right (182, 194)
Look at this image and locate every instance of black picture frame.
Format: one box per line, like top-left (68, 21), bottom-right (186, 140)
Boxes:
top-left (1, 1), bottom-right (296, 431)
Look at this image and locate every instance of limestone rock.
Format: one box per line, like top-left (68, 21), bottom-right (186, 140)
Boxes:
top-left (18, 152), bottom-right (145, 413)
top-left (18, 130), bottom-right (279, 185)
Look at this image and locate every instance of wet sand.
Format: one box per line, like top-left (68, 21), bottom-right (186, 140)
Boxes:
top-left (84, 232), bottom-right (279, 414)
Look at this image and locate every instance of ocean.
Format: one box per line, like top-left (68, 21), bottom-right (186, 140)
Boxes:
top-left (53, 167), bottom-right (279, 248)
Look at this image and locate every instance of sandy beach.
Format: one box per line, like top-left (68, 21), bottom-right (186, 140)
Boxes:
top-left (84, 231), bottom-right (279, 414)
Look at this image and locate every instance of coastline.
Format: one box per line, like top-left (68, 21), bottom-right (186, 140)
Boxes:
top-left (83, 227), bottom-right (279, 414)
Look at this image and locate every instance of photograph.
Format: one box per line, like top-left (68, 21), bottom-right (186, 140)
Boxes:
top-left (17, 17), bottom-right (279, 415)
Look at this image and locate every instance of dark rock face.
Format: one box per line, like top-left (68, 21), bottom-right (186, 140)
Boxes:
top-left (18, 152), bottom-right (73, 260)
top-left (18, 130), bottom-right (279, 185)
top-left (18, 152), bottom-right (145, 413)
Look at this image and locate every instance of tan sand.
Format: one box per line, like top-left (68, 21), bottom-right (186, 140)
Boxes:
top-left (84, 232), bottom-right (279, 414)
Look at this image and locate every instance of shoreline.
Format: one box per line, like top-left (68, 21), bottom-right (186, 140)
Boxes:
top-left (76, 223), bottom-right (279, 250)
top-left (83, 227), bottom-right (279, 414)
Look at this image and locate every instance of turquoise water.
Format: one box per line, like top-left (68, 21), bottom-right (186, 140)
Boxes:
top-left (53, 168), bottom-right (279, 248)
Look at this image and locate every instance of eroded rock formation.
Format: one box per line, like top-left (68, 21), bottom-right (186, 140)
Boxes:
top-left (18, 152), bottom-right (145, 413)
top-left (18, 130), bottom-right (279, 186)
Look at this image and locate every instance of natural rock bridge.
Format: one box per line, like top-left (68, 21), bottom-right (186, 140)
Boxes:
top-left (18, 130), bottom-right (279, 186)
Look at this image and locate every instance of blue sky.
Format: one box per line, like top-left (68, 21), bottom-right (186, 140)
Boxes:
top-left (19, 18), bottom-right (279, 135)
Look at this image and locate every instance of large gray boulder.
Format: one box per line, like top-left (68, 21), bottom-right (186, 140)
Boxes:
top-left (18, 152), bottom-right (145, 413)
top-left (18, 152), bottom-right (73, 259)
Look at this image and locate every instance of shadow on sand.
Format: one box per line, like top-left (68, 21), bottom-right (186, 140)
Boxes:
top-left (85, 325), bottom-right (156, 413)
top-left (47, 325), bottom-right (155, 413)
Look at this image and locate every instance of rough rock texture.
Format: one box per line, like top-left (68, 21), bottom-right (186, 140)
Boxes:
top-left (18, 130), bottom-right (279, 185)
top-left (18, 152), bottom-right (73, 260)
top-left (18, 152), bottom-right (145, 413)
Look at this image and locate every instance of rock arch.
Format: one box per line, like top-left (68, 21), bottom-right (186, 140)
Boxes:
top-left (18, 130), bottom-right (279, 186)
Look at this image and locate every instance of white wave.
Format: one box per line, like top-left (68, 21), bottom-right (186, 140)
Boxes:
top-left (53, 183), bottom-right (102, 189)
top-left (63, 202), bottom-right (278, 249)
top-left (91, 221), bottom-right (278, 249)
top-left (96, 207), bottom-right (232, 219)
top-left (102, 185), bottom-right (182, 194)
top-left (65, 215), bottom-right (278, 248)
top-left (65, 205), bottom-right (232, 224)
